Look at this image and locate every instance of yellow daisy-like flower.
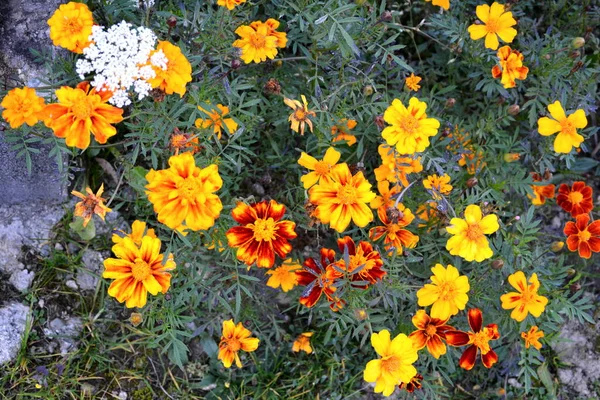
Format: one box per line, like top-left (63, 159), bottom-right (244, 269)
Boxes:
top-left (292, 332), bottom-right (314, 354)
top-left (468, 2), bottom-right (517, 50)
top-left (233, 21), bottom-right (281, 64)
top-left (112, 220), bottom-right (157, 247)
top-left (266, 259), bottom-right (301, 292)
top-left (284, 95), bottom-right (316, 136)
top-left (446, 204), bottom-right (499, 262)
top-left (537, 101), bottom-right (587, 154)
top-left (217, 0), bottom-right (247, 10)
top-left (500, 271), bottom-right (548, 322)
top-left (47, 1), bottom-right (94, 53)
top-left (218, 320), bottom-right (260, 368)
top-left (381, 97), bottom-right (440, 155)
top-left (147, 41), bottom-right (192, 97)
top-left (521, 326), bottom-right (544, 350)
top-left (423, 174), bottom-right (453, 200)
top-left (72, 184), bottom-right (112, 227)
top-left (405, 73), bottom-right (422, 92)
top-left (297, 147), bottom-right (341, 189)
top-left (195, 104), bottom-right (238, 140)
top-left (250, 19), bottom-right (288, 49)
top-left (1, 87), bottom-right (46, 128)
top-left (363, 329), bottom-right (418, 397)
top-left (416, 264), bottom-right (470, 321)
top-left (425, 0), bottom-right (450, 10)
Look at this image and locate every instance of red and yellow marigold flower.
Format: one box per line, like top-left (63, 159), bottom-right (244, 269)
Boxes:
top-left (217, 0), bottom-right (246, 10)
top-left (309, 163), bottom-right (376, 233)
top-left (445, 308), bottom-right (500, 370)
top-left (374, 144), bottom-right (423, 187)
top-left (265, 259), bottom-right (301, 292)
top-left (363, 329), bottom-right (419, 397)
top-left (170, 131), bottom-right (201, 154)
top-left (528, 172), bottom-right (555, 206)
top-left (405, 73), bottom-right (422, 92)
top-left (446, 204), bottom-right (499, 262)
top-left (409, 310), bottom-right (454, 359)
top-left (370, 181), bottom-right (400, 212)
top-left (296, 248), bottom-right (343, 310)
top-left (112, 220), bottom-right (156, 247)
top-left (103, 236), bottom-right (176, 308)
top-left (233, 20), bottom-right (286, 64)
top-left (47, 2), bottom-right (94, 53)
top-left (468, 2), bottom-right (517, 50)
top-left (284, 95), bottom-right (316, 136)
top-left (218, 319), bottom-right (259, 368)
top-left (145, 152), bottom-right (223, 233)
top-left (331, 118), bottom-right (358, 146)
top-left (382, 97), bottom-right (440, 155)
top-left (335, 236), bottom-right (385, 288)
top-left (369, 204), bottom-right (419, 256)
top-left (398, 373), bottom-right (424, 393)
top-left (556, 181), bottom-right (593, 217)
top-left (538, 101), bottom-right (587, 153)
top-left (491, 46), bottom-right (529, 88)
top-left (297, 147), bottom-right (341, 189)
top-left (195, 104), bottom-right (238, 140)
top-left (564, 214), bottom-right (600, 259)
top-left (1, 87), bottom-right (46, 128)
top-left (521, 326), bottom-right (544, 350)
top-left (500, 271), bottom-right (548, 321)
top-left (292, 332), bottom-right (314, 354)
top-left (423, 173), bottom-right (452, 200)
top-left (44, 81), bottom-right (124, 150)
top-left (416, 264), bottom-right (470, 321)
top-left (72, 184), bottom-right (112, 227)
top-left (226, 200), bottom-right (297, 268)
top-left (147, 41), bottom-right (192, 97)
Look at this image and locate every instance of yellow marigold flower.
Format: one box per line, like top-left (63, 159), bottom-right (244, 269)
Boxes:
top-left (405, 73), bottom-right (422, 92)
top-left (521, 326), bottom-right (544, 350)
top-left (416, 264), bottom-right (470, 321)
top-left (250, 19), bottom-right (288, 48)
top-left (195, 104), bottom-right (238, 140)
top-left (147, 41), bottom-right (192, 97)
top-left (266, 259), bottom-right (301, 292)
top-left (43, 82), bottom-right (124, 150)
top-left (284, 95), bottom-right (316, 135)
top-left (218, 319), bottom-right (259, 368)
top-left (309, 163), bottom-right (376, 233)
top-left (446, 204), bottom-right (499, 262)
top-left (382, 97), bottom-right (440, 155)
top-left (292, 332), bottom-right (314, 354)
top-left (423, 174), bottom-right (452, 200)
top-left (103, 236), bottom-right (176, 308)
top-left (145, 152), bottom-right (223, 233)
top-left (491, 46), bottom-right (529, 89)
top-left (47, 2), bottom-right (94, 53)
top-left (217, 0), bottom-right (246, 10)
top-left (233, 20), bottom-right (284, 64)
top-left (1, 87), bottom-right (46, 128)
top-left (374, 144), bottom-right (423, 186)
top-left (331, 118), bottom-right (358, 146)
top-left (297, 147), bottom-right (341, 189)
top-left (468, 2), bottom-right (517, 50)
top-left (500, 271), bottom-right (548, 322)
top-left (72, 184), bottom-right (112, 227)
top-left (537, 101), bottom-right (587, 154)
top-left (425, 0), bottom-right (450, 10)
top-left (364, 329), bottom-right (418, 397)
top-left (370, 180), bottom-right (400, 212)
top-left (112, 220), bottom-right (156, 247)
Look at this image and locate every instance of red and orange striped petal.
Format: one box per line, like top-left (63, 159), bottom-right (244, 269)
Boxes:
top-left (458, 345), bottom-right (478, 370)
top-left (481, 349), bottom-right (498, 368)
top-left (468, 308), bottom-right (483, 332)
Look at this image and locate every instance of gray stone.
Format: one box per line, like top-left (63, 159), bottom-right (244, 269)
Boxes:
top-left (43, 316), bottom-right (82, 354)
top-left (77, 250), bottom-right (104, 291)
top-left (9, 269), bottom-right (35, 292)
top-left (0, 302), bottom-right (30, 364)
top-left (65, 279), bottom-right (78, 290)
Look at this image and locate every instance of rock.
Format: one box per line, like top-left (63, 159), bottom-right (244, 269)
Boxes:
top-left (0, 302), bottom-right (30, 364)
top-left (43, 316), bottom-right (82, 354)
top-left (77, 250), bottom-right (105, 291)
top-left (65, 279), bottom-right (78, 290)
top-left (9, 269), bottom-right (35, 292)
top-left (94, 211), bottom-right (127, 238)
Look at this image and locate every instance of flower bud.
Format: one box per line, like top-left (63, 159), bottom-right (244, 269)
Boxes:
top-left (231, 59), bottom-right (241, 70)
top-left (544, 54), bottom-right (551, 60)
top-left (551, 241), bottom-right (564, 252)
top-left (354, 308), bottom-right (368, 321)
top-left (445, 98), bottom-right (456, 108)
top-left (466, 177), bottom-right (478, 188)
top-left (569, 51), bottom-right (580, 59)
top-left (381, 11), bottom-right (393, 22)
top-left (503, 153), bottom-right (520, 163)
top-left (566, 268), bottom-right (576, 277)
top-left (491, 259), bottom-right (504, 270)
top-left (167, 16), bottom-right (177, 28)
top-left (570, 282), bottom-right (581, 293)
top-left (363, 85), bottom-right (374, 96)
top-left (572, 37), bottom-right (585, 49)
top-left (263, 78), bottom-right (281, 95)
top-left (543, 169), bottom-right (553, 180)
top-left (374, 115), bottom-right (385, 129)
top-left (507, 104), bottom-right (520, 116)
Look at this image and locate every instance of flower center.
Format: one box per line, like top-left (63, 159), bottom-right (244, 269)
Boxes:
top-left (425, 324), bottom-right (437, 337)
top-left (568, 191), bottom-right (583, 204)
top-left (337, 185), bottom-right (357, 205)
top-left (176, 178), bottom-right (199, 203)
top-left (131, 258), bottom-right (151, 281)
top-left (470, 331), bottom-right (491, 354)
top-left (381, 355), bottom-right (401, 374)
top-left (224, 337), bottom-right (241, 352)
top-left (314, 161), bottom-right (330, 176)
top-left (438, 281), bottom-right (457, 301)
top-left (399, 114), bottom-right (419, 134)
top-left (65, 19), bottom-right (83, 34)
top-left (466, 223), bottom-right (483, 240)
top-left (252, 217), bottom-right (276, 242)
top-left (579, 229), bottom-right (591, 242)
top-left (560, 119), bottom-right (576, 136)
top-left (250, 33), bottom-right (266, 48)
top-left (294, 109), bottom-right (307, 121)
top-left (71, 99), bottom-right (93, 120)
top-left (486, 17), bottom-right (499, 34)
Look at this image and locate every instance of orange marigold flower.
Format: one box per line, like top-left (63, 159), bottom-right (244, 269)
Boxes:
top-left (446, 204), bottom-right (499, 262)
top-left (521, 326), bottom-right (544, 350)
top-left (43, 81), bottom-right (123, 150)
top-left (528, 172), bottom-right (555, 206)
top-left (145, 152), bottom-right (223, 233)
top-left (296, 248), bottom-right (343, 310)
top-left (226, 200), bottom-right (297, 268)
top-left (218, 319), bottom-right (259, 368)
top-left (284, 95), bottom-right (316, 135)
top-left (369, 204), bottom-right (419, 256)
top-left (445, 308), bottom-right (500, 370)
top-left (170, 131), bottom-right (201, 154)
top-left (47, 2), bottom-right (94, 53)
top-left (398, 373), bottom-right (424, 393)
top-left (250, 19), bottom-right (288, 48)
top-left (564, 214), bottom-right (600, 259)
top-left (500, 271), bottom-right (548, 321)
top-left (309, 163), bottom-right (376, 233)
top-left (233, 20), bottom-right (285, 64)
top-left (292, 332), bottom-right (314, 354)
top-left (382, 97), bottom-right (440, 155)
top-left (266, 258), bottom-right (301, 292)
top-left (195, 104), bottom-right (238, 140)
top-left (1, 87), bottom-right (46, 128)
top-left (298, 147), bottom-right (341, 189)
top-left (468, 2), bottom-right (517, 50)
top-left (491, 46), bottom-right (529, 89)
top-left (336, 236), bottom-right (385, 288)
top-left (538, 101), bottom-right (587, 153)
top-left (102, 236), bottom-right (176, 308)
top-left (112, 220), bottom-right (156, 247)
top-left (370, 180), bottom-right (400, 212)
top-left (147, 41), bottom-right (192, 96)
top-left (416, 264), bottom-right (470, 321)
top-left (374, 144), bottom-right (423, 186)
top-left (72, 184), bottom-right (112, 227)
top-left (405, 73), bottom-right (422, 92)
top-left (409, 310), bottom-right (454, 359)
top-left (556, 181), bottom-right (593, 217)
top-left (217, 0), bottom-right (246, 10)
top-left (417, 201), bottom-right (440, 229)
top-left (423, 173), bottom-right (452, 200)
top-left (458, 147), bottom-right (487, 174)
top-left (331, 118), bottom-right (358, 146)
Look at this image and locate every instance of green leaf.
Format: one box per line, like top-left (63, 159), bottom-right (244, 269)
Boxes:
top-left (69, 217), bottom-right (96, 241)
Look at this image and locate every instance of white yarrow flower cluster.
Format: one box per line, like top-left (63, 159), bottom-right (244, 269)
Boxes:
top-left (75, 21), bottom-right (166, 108)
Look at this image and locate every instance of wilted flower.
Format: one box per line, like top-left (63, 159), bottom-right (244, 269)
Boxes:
top-left (292, 332), bottom-right (314, 354)
top-left (72, 184), bottom-right (112, 227)
top-left (284, 95), bottom-right (316, 135)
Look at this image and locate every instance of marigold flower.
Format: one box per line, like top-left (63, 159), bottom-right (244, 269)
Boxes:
top-left (445, 308), bottom-right (500, 370)
top-left (292, 332), bottom-right (314, 354)
top-left (44, 81), bottom-right (124, 150)
top-left (170, 131), bottom-right (201, 154)
top-left (521, 326), bottom-right (544, 350)
top-left (250, 19), bottom-right (288, 48)
top-left (103, 236), bottom-right (176, 308)
top-left (217, 0), bottom-right (246, 10)
top-left (47, 2), bottom-right (94, 53)
top-left (195, 104), bottom-right (238, 140)
top-left (468, 2), bottom-right (517, 50)
top-left (335, 236), bottom-right (386, 288)
top-left (218, 319), bottom-right (259, 368)
top-left (112, 220), bottom-right (156, 247)
top-left (491, 46), bottom-right (529, 88)
top-left (423, 173), bottom-right (452, 200)
top-left (266, 259), bottom-right (301, 292)
top-left (363, 329), bottom-right (419, 397)
top-left (405, 73), bottom-right (422, 92)
top-left (309, 163), bottom-right (376, 233)
top-left (370, 181), bottom-right (400, 212)
top-left (416, 201), bottom-right (440, 229)
top-left (226, 200), bottom-right (297, 268)
top-left (409, 310), bottom-right (454, 359)
top-left (503, 152), bottom-right (520, 162)
top-left (298, 147), bottom-right (341, 189)
top-left (446, 204), bottom-right (499, 262)
top-left (145, 152), bottom-right (223, 233)
top-left (374, 145), bottom-right (423, 187)
top-left (528, 173), bottom-right (555, 206)
top-left (233, 20), bottom-right (284, 64)
top-left (459, 147), bottom-right (487, 174)
top-left (398, 373), bottom-right (424, 393)
top-left (417, 264), bottom-right (470, 321)
top-left (331, 118), bottom-right (358, 146)
top-left (284, 95), bottom-right (316, 135)
top-left (563, 214), bottom-right (600, 259)
top-left (382, 97), bottom-right (440, 155)
top-left (556, 181), bottom-right (593, 217)
top-left (296, 248), bottom-right (343, 309)
top-left (537, 101), bottom-right (587, 153)
top-left (129, 312), bottom-right (143, 327)
top-left (369, 204), bottom-right (419, 256)
top-left (72, 184), bottom-right (112, 227)
top-left (1, 87), bottom-right (46, 128)
top-left (147, 41), bottom-right (192, 97)
top-left (500, 271), bottom-right (548, 321)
